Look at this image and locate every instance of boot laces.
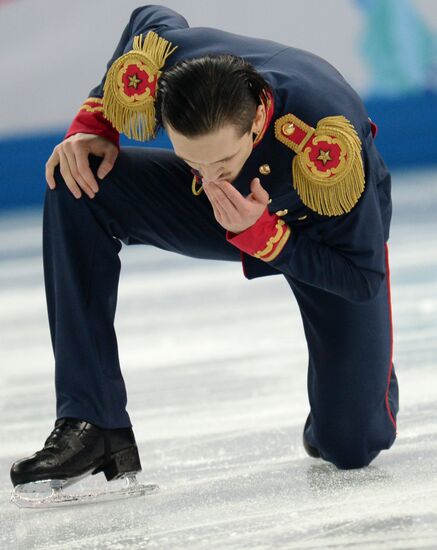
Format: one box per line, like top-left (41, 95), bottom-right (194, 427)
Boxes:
top-left (43, 418), bottom-right (81, 448)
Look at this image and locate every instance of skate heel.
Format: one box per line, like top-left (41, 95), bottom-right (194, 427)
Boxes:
top-left (99, 446), bottom-right (142, 482)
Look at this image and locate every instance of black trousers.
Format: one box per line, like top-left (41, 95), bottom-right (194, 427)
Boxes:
top-left (43, 147), bottom-right (398, 469)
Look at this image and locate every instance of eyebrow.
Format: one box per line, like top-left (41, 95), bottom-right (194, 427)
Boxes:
top-left (177, 151), bottom-right (238, 165)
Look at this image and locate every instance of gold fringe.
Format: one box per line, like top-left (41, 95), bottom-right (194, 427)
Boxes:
top-left (103, 32), bottom-right (177, 141)
top-left (292, 116), bottom-right (365, 216)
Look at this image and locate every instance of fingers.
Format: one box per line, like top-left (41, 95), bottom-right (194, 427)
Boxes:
top-left (97, 147), bottom-right (118, 180)
top-left (46, 143), bottom-right (98, 199)
top-left (203, 179), bottom-right (268, 233)
top-left (249, 177), bottom-right (269, 204)
top-left (61, 147), bottom-right (98, 199)
top-left (45, 149), bottom-right (59, 190)
top-left (74, 149), bottom-right (100, 193)
top-left (45, 134), bottom-right (119, 199)
top-left (203, 182), bottom-right (236, 224)
top-left (57, 150), bottom-right (85, 199)
top-left (204, 182), bottom-right (238, 214)
top-left (202, 183), bottom-right (233, 225)
top-left (212, 185), bottom-right (239, 215)
top-left (202, 182), bottom-right (224, 223)
top-left (214, 180), bottom-right (248, 210)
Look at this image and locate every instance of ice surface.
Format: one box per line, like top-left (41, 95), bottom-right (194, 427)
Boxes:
top-left (1, 169), bottom-right (436, 549)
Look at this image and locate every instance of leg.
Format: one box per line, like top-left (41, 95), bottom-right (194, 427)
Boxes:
top-left (285, 246), bottom-right (399, 469)
top-left (43, 147), bottom-right (239, 429)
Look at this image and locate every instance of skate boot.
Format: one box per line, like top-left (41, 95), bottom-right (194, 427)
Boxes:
top-left (10, 417), bottom-right (158, 508)
top-left (303, 414), bottom-right (321, 459)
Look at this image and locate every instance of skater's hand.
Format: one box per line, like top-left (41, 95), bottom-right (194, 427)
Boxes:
top-left (202, 177), bottom-right (270, 233)
top-left (45, 133), bottom-right (119, 199)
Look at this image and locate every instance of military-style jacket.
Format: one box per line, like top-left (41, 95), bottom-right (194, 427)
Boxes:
top-left (66, 5), bottom-right (392, 303)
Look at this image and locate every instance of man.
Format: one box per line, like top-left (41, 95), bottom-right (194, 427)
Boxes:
top-left (10, 4), bottom-right (399, 502)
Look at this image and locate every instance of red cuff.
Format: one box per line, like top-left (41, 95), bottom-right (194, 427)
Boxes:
top-left (226, 208), bottom-right (291, 262)
top-left (65, 98), bottom-right (120, 149)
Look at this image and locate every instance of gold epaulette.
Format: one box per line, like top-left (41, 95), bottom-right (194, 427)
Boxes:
top-left (274, 114), bottom-right (365, 216)
top-left (103, 32), bottom-right (177, 141)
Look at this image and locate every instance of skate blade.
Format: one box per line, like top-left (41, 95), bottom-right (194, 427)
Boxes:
top-left (11, 473), bottom-right (159, 509)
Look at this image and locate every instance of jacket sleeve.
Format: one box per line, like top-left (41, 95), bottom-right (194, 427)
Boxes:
top-left (227, 180), bottom-right (387, 303)
top-left (64, 5), bottom-right (188, 146)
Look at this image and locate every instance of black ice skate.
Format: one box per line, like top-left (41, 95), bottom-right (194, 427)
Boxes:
top-left (10, 418), bottom-right (158, 508)
top-left (303, 414), bottom-right (321, 459)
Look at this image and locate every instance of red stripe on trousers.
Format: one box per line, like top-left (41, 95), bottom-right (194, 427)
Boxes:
top-left (385, 243), bottom-right (397, 431)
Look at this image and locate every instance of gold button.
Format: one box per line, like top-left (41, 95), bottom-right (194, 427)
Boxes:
top-left (275, 209), bottom-right (288, 217)
top-left (297, 215), bottom-right (308, 220)
top-left (282, 122), bottom-right (295, 136)
top-left (259, 163), bottom-right (271, 176)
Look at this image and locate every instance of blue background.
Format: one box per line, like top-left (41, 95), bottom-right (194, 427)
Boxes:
top-left (1, 92), bottom-right (436, 210)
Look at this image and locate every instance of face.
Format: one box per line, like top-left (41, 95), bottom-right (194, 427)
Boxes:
top-left (166, 104), bottom-right (266, 184)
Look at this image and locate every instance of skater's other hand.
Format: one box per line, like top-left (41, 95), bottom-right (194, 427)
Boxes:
top-left (45, 133), bottom-right (119, 199)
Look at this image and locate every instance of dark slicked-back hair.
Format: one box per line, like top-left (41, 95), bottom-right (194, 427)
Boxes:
top-left (155, 54), bottom-right (272, 137)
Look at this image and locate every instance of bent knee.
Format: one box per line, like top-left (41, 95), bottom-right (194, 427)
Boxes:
top-left (315, 418), bottom-right (390, 470)
top-left (323, 443), bottom-right (377, 470)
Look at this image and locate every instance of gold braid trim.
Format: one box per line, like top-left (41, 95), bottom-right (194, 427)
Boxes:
top-left (79, 104), bottom-right (103, 113)
top-left (191, 175), bottom-right (203, 196)
top-left (293, 116), bottom-right (365, 216)
top-left (274, 114), bottom-right (314, 153)
top-left (262, 225), bottom-right (291, 261)
top-left (254, 219), bottom-right (291, 261)
top-left (103, 32), bottom-right (177, 141)
top-left (79, 97), bottom-right (104, 113)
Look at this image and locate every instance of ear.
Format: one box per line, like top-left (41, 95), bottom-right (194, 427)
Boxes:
top-left (251, 103), bottom-right (266, 135)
